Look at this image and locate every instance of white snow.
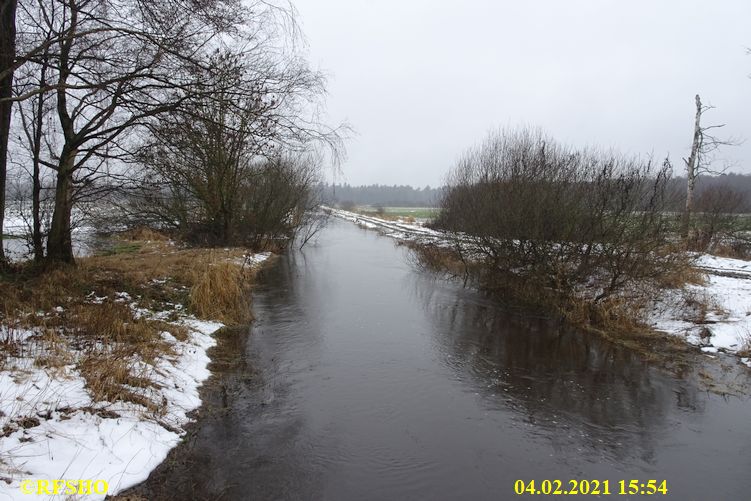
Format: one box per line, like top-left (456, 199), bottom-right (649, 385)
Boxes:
top-left (244, 251), bottom-right (272, 266)
top-left (326, 207), bottom-right (448, 244)
top-left (648, 255), bottom-right (751, 358)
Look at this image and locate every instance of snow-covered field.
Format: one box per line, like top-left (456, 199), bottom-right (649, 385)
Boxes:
top-left (0, 252), bottom-right (272, 500)
top-left (328, 207), bottom-right (751, 366)
top-left (2, 209), bottom-right (26, 236)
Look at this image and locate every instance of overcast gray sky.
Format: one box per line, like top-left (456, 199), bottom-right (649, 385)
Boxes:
top-left (294, 0), bottom-right (751, 187)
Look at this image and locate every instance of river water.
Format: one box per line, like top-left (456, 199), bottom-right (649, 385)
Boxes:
top-left (130, 219), bottom-right (751, 500)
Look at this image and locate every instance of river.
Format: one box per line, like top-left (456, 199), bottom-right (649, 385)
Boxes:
top-left (128, 218), bottom-right (751, 500)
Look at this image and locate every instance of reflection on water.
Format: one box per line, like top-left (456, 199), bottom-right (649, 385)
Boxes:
top-left (411, 275), bottom-right (698, 466)
top-left (128, 219), bottom-right (751, 501)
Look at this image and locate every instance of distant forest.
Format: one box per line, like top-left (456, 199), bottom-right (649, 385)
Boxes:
top-left (667, 173), bottom-right (751, 212)
top-left (323, 173), bottom-right (751, 210)
top-left (322, 184), bottom-right (444, 207)
top-left (8, 174), bottom-right (751, 211)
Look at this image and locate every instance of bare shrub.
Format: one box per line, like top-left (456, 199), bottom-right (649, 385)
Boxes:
top-left (433, 127), bottom-right (687, 323)
top-left (122, 50), bottom-right (337, 251)
top-left (689, 185), bottom-right (750, 257)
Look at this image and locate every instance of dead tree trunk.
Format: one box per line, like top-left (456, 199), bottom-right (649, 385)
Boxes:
top-left (681, 94), bottom-right (703, 239)
top-left (0, 0), bottom-right (17, 266)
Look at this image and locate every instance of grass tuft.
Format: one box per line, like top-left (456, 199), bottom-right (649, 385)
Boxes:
top-left (189, 261), bottom-right (253, 325)
top-left (79, 349), bottom-right (161, 412)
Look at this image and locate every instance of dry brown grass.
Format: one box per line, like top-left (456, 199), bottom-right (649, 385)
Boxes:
top-left (405, 242), bottom-right (468, 278)
top-left (0, 241), bottom-right (259, 325)
top-left (188, 262), bottom-right (253, 324)
top-left (657, 259), bottom-right (707, 289)
top-left (78, 349), bottom-right (161, 412)
top-left (32, 329), bottom-right (74, 369)
top-left (118, 227), bottom-right (171, 242)
top-left (736, 329), bottom-right (751, 358)
top-left (0, 233), bottom-right (266, 411)
top-left (570, 295), bottom-right (648, 333)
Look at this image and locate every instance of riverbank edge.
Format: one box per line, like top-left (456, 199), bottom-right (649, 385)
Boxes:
top-left (326, 207), bottom-right (751, 369)
top-left (0, 238), bottom-right (275, 500)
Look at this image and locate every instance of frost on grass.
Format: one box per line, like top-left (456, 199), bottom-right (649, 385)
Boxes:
top-left (0, 319), bottom-right (221, 500)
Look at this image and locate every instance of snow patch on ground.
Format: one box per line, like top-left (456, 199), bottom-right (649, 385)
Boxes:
top-left (244, 251), bottom-right (272, 266)
top-left (645, 255), bottom-right (751, 358)
top-left (0, 319), bottom-right (220, 500)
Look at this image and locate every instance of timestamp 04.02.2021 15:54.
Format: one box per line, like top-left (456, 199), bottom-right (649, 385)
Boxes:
top-left (514, 479), bottom-right (669, 496)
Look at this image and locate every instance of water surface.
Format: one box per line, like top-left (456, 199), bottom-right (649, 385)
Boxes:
top-left (131, 219), bottom-right (751, 500)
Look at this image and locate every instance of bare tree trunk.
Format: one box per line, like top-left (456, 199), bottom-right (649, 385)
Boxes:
top-left (0, 0), bottom-right (17, 266)
top-left (47, 152), bottom-right (76, 263)
top-left (47, 5), bottom-right (77, 264)
top-left (32, 138), bottom-right (44, 261)
top-left (681, 94), bottom-right (702, 239)
top-left (31, 62), bottom-right (48, 262)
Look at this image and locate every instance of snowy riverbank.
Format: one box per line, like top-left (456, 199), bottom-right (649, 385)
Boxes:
top-left (0, 251), bottom-right (271, 500)
top-left (0, 319), bottom-right (220, 499)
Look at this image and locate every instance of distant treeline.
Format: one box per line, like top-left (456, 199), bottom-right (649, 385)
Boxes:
top-left (321, 174), bottom-right (751, 211)
top-left (322, 183), bottom-right (444, 207)
top-left (10, 174), bottom-right (751, 211)
top-left (667, 173), bottom-right (751, 212)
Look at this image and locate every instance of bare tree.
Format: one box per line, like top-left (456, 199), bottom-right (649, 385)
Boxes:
top-left (681, 94), bottom-right (735, 238)
top-left (4, 0), bottom-right (344, 263)
top-left (130, 50), bottom-right (340, 249)
top-left (12, 26), bottom-right (54, 261)
top-left (10, 0), bottom-right (267, 263)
